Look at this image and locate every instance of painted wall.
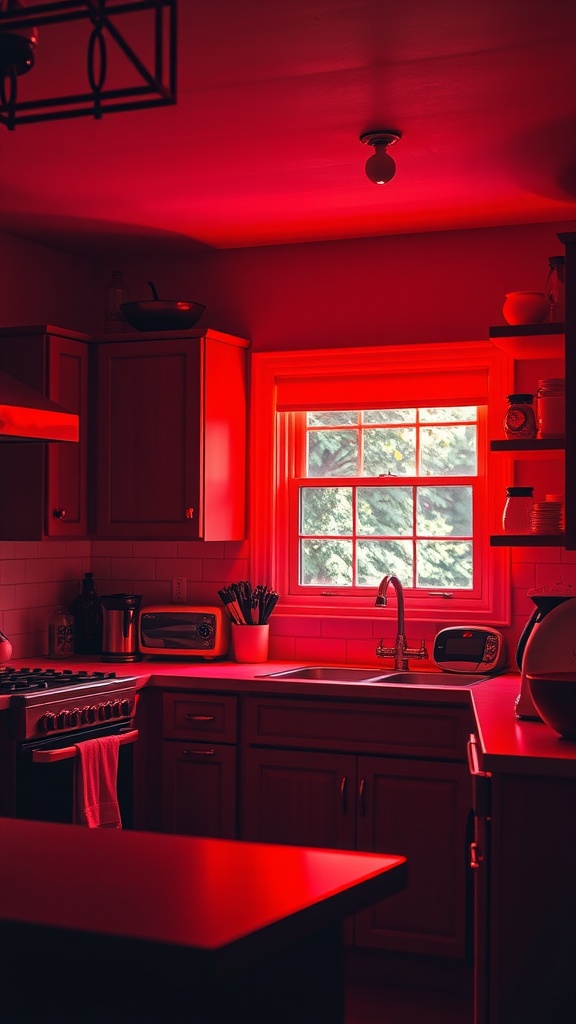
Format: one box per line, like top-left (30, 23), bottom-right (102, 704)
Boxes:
top-left (1, 220), bottom-right (575, 664)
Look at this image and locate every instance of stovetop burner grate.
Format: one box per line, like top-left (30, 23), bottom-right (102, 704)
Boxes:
top-left (0, 667), bottom-right (120, 693)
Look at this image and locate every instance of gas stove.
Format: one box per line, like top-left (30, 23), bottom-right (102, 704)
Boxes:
top-left (0, 666), bottom-right (139, 742)
top-left (0, 667), bottom-right (124, 694)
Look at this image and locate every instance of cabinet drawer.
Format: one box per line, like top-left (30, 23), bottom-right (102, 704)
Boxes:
top-left (243, 697), bottom-right (471, 760)
top-left (163, 693), bottom-right (238, 742)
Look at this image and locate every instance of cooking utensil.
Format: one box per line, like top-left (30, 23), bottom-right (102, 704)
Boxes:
top-left (120, 281), bottom-right (205, 332)
top-left (218, 582), bottom-right (279, 625)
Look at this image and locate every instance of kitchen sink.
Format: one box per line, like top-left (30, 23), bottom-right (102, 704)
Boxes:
top-left (262, 666), bottom-right (392, 683)
top-left (261, 666), bottom-right (488, 687)
top-left (376, 671), bottom-right (487, 687)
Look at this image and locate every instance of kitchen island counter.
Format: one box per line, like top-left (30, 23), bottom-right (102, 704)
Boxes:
top-left (0, 815), bottom-right (406, 1023)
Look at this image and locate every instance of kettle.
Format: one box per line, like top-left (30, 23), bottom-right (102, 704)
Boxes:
top-left (515, 591), bottom-right (576, 718)
top-left (101, 594), bottom-right (142, 662)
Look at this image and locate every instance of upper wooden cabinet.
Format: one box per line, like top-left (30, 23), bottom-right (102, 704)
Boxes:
top-left (94, 328), bottom-right (249, 540)
top-left (0, 325), bottom-right (90, 539)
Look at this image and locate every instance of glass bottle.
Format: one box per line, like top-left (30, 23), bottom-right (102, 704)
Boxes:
top-left (105, 270), bottom-right (129, 333)
top-left (503, 394), bottom-right (537, 440)
top-left (46, 607), bottom-right (74, 659)
top-left (545, 256), bottom-right (566, 323)
top-left (502, 486), bottom-right (534, 534)
top-left (70, 572), bottom-right (103, 655)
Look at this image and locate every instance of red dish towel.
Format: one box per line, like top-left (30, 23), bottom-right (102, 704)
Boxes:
top-left (73, 735), bottom-right (122, 829)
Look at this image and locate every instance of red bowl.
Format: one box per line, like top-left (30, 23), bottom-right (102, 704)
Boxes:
top-left (527, 672), bottom-right (576, 739)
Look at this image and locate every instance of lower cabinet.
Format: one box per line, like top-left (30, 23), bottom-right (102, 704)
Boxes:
top-left (162, 742), bottom-right (237, 838)
top-left (161, 692), bottom-right (238, 839)
top-left (241, 695), bottom-right (473, 959)
top-left (155, 687), bottom-right (473, 959)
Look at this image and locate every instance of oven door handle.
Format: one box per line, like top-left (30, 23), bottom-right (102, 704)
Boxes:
top-left (31, 729), bottom-right (139, 764)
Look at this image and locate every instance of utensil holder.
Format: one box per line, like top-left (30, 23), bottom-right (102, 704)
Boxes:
top-left (231, 623), bottom-right (270, 663)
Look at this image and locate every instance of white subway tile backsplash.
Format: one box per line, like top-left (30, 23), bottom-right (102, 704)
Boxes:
top-left (1, 536), bottom-right (574, 662)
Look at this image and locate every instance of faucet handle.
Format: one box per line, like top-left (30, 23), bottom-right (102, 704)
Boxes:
top-left (405, 639), bottom-right (429, 660)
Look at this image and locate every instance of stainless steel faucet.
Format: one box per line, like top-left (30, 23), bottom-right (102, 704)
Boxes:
top-left (375, 573), bottom-right (428, 670)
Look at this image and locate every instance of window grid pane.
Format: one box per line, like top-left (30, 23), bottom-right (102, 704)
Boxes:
top-left (297, 407), bottom-right (478, 592)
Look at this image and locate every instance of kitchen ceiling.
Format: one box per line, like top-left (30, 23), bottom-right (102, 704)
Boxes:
top-left (0, 0), bottom-right (575, 256)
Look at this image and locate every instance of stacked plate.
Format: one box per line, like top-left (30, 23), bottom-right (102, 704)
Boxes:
top-left (531, 495), bottom-right (565, 535)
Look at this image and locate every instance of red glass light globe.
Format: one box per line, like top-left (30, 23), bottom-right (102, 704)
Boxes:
top-left (365, 147), bottom-right (397, 184)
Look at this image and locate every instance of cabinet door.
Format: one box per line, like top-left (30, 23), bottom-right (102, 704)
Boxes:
top-left (162, 740), bottom-right (237, 838)
top-left (95, 338), bottom-right (203, 539)
top-left (0, 328), bottom-right (89, 539)
top-left (354, 757), bottom-right (471, 959)
top-left (95, 332), bottom-right (247, 540)
top-left (242, 747), bottom-right (356, 850)
top-left (46, 336), bottom-right (89, 536)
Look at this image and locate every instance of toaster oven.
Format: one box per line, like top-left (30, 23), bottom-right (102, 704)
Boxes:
top-left (139, 605), bottom-right (230, 658)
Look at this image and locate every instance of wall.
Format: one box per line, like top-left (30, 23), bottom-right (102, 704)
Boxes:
top-left (1, 220), bottom-right (575, 664)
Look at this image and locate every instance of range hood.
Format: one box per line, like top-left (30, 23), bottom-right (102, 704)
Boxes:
top-left (0, 370), bottom-right (79, 443)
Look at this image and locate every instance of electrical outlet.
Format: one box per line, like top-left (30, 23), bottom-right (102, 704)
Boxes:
top-left (172, 577), bottom-right (187, 603)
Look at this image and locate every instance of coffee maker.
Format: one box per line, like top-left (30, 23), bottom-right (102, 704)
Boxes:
top-left (515, 590), bottom-right (576, 718)
top-left (101, 594), bottom-right (142, 662)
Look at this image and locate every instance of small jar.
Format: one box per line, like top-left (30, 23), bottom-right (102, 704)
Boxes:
top-left (46, 607), bottom-right (74, 659)
top-left (537, 378), bottom-right (565, 439)
top-left (502, 487), bottom-right (534, 534)
top-left (503, 394), bottom-right (537, 440)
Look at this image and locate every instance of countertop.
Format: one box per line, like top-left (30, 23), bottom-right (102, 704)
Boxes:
top-left (0, 817), bottom-right (406, 960)
top-left (4, 656), bottom-right (576, 775)
top-left (0, 817), bottom-right (406, 1023)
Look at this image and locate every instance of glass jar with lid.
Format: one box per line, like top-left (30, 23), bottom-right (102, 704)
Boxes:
top-left (503, 394), bottom-right (537, 440)
top-left (502, 487), bottom-right (534, 534)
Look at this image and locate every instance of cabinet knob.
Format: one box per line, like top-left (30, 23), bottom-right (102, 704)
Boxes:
top-left (53, 508), bottom-right (67, 519)
top-left (185, 508), bottom-right (195, 520)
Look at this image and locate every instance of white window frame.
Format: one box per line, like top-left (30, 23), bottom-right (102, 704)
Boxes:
top-left (249, 342), bottom-right (512, 626)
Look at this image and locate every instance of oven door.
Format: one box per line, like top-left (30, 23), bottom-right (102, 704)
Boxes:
top-left (16, 722), bottom-right (137, 827)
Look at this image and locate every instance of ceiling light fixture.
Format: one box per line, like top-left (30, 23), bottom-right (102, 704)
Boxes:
top-left (0, 0), bottom-right (177, 131)
top-left (359, 130), bottom-right (402, 184)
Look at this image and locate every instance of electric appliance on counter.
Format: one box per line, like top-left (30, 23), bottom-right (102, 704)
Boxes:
top-left (139, 605), bottom-right (230, 658)
top-left (0, 666), bottom-right (138, 824)
top-left (101, 593), bottom-right (142, 662)
top-left (515, 591), bottom-right (576, 719)
top-left (433, 626), bottom-right (508, 674)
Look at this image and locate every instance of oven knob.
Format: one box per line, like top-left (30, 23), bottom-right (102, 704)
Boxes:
top-left (111, 700), bottom-right (122, 718)
top-left (120, 699), bottom-right (133, 716)
top-left (102, 702), bottom-right (114, 720)
top-left (56, 711), bottom-right (67, 730)
top-left (69, 708), bottom-right (80, 727)
top-left (87, 705), bottom-right (98, 724)
top-left (42, 712), bottom-right (57, 731)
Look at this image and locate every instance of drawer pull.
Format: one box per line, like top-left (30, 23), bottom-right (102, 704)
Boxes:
top-left (358, 777), bottom-right (366, 816)
top-left (469, 841), bottom-right (485, 870)
top-left (183, 748), bottom-right (216, 757)
top-left (184, 714), bottom-right (215, 722)
top-left (340, 775), bottom-right (347, 813)
top-left (467, 734), bottom-right (491, 778)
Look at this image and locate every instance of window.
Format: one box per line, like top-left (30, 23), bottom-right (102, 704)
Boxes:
top-left (292, 405), bottom-right (481, 594)
top-left (250, 342), bottom-right (511, 625)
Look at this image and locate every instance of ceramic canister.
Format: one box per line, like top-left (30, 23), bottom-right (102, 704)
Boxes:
top-left (502, 291), bottom-right (549, 326)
